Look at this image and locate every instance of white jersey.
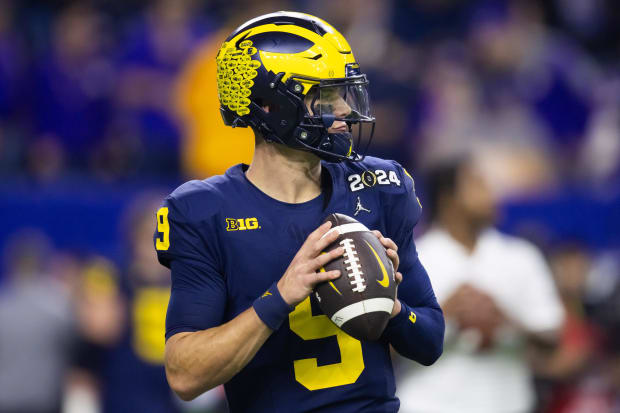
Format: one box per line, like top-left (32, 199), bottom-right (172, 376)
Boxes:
top-left (397, 227), bottom-right (564, 413)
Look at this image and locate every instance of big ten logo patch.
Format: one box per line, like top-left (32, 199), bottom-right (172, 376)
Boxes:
top-left (226, 217), bottom-right (260, 231)
top-left (132, 287), bottom-right (170, 364)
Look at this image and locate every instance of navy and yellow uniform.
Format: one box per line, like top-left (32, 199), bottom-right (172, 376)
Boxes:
top-left (154, 157), bottom-right (444, 413)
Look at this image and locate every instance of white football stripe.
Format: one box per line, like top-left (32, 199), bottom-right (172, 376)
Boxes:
top-left (330, 297), bottom-right (394, 327)
top-left (321, 222), bottom-right (370, 239)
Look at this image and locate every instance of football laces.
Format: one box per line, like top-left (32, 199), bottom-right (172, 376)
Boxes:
top-left (340, 238), bottom-right (366, 293)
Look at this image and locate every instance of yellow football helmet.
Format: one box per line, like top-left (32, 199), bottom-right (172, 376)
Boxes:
top-left (216, 11), bottom-right (375, 162)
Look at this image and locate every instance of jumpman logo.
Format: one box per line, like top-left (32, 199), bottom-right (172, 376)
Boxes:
top-left (354, 196), bottom-right (371, 216)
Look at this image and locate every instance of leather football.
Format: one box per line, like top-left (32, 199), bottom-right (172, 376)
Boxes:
top-left (315, 213), bottom-right (396, 341)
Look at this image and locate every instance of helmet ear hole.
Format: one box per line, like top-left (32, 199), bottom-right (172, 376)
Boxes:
top-left (266, 103), bottom-right (280, 113)
top-left (254, 98), bottom-right (279, 114)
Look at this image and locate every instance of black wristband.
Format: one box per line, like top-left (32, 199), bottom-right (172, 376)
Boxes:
top-left (253, 282), bottom-right (295, 331)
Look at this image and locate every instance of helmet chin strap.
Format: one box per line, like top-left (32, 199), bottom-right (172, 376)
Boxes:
top-left (321, 114), bottom-right (336, 128)
top-left (315, 115), bottom-right (355, 161)
top-left (317, 132), bottom-right (353, 158)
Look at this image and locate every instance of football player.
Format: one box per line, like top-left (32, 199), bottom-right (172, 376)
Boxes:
top-left (154, 11), bottom-right (444, 412)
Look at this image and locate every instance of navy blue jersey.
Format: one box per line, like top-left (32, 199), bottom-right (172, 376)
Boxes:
top-left (154, 157), bottom-right (444, 413)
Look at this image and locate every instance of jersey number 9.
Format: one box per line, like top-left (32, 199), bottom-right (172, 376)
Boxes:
top-left (156, 207), bottom-right (170, 251)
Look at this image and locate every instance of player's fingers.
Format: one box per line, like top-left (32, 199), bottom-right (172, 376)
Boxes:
top-left (372, 230), bottom-right (398, 251)
top-left (311, 227), bottom-right (340, 255)
top-left (395, 271), bottom-right (403, 285)
top-left (307, 221), bottom-right (332, 242)
top-left (387, 248), bottom-right (399, 271)
top-left (302, 222), bottom-right (337, 257)
top-left (310, 247), bottom-right (344, 271)
top-left (379, 236), bottom-right (398, 252)
top-left (314, 270), bottom-right (341, 284)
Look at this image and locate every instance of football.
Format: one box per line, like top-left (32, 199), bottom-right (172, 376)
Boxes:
top-left (315, 213), bottom-right (396, 341)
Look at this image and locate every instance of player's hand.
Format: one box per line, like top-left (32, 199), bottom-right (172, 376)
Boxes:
top-left (277, 221), bottom-right (344, 306)
top-left (443, 284), bottom-right (506, 348)
top-left (372, 230), bottom-right (399, 272)
top-left (373, 230), bottom-right (402, 318)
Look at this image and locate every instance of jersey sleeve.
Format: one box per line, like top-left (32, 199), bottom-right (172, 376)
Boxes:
top-left (154, 189), bottom-right (226, 340)
top-left (510, 242), bottom-right (564, 333)
top-left (385, 161), bottom-right (422, 275)
top-left (381, 161), bottom-right (445, 365)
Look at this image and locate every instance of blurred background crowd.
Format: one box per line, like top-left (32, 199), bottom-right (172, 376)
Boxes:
top-left (0, 0), bottom-right (618, 412)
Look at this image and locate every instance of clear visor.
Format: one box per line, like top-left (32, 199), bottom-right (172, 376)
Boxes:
top-left (306, 77), bottom-right (373, 122)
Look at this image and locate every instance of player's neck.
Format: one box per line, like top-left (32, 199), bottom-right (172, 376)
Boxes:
top-left (246, 140), bottom-right (322, 204)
